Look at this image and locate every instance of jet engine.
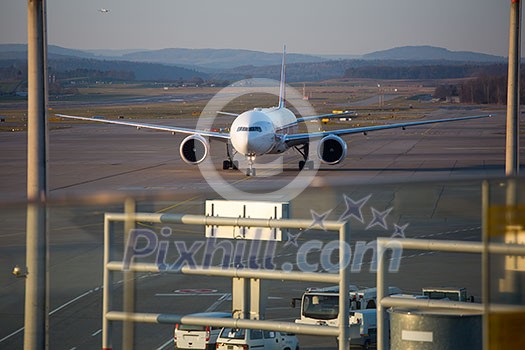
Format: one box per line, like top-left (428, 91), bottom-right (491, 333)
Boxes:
top-left (179, 134), bottom-right (209, 164)
top-left (317, 135), bottom-right (347, 164)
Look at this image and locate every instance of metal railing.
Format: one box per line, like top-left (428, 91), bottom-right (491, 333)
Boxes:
top-left (103, 212), bottom-right (352, 350)
top-left (376, 237), bottom-right (525, 350)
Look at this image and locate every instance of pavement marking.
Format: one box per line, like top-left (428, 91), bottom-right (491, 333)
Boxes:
top-left (205, 293), bottom-right (231, 312)
top-left (155, 338), bottom-right (174, 350)
top-left (50, 287), bottom-right (100, 316)
top-left (0, 286), bottom-right (102, 344)
top-left (156, 195), bottom-right (202, 213)
top-left (175, 288), bottom-right (218, 293)
top-left (0, 328), bottom-right (23, 343)
top-left (155, 293), bottom-right (224, 297)
top-left (91, 329), bottom-right (102, 337)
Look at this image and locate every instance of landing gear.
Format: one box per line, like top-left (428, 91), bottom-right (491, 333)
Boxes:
top-left (298, 160), bottom-right (314, 170)
top-left (222, 160), bottom-right (239, 170)
top-left (223, 143), bottom-right (239, 170)
top-left (295, 144), bottom-right (313, 170)
top-left (246, 154), bottom-right (256, 176)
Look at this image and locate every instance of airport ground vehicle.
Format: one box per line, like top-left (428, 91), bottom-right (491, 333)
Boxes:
top-left (174, 312), bottom-right (231, 350)
top-left (215, 328), bottom-right (299, 350)
top-left (293, 285), bottom-right (401, 327)
top-left (293, 286), bottom-right (400, 349)
top-left (348, 309), bottom-right (377, 350)
top-left (422, 286), bottom-right (474, 302)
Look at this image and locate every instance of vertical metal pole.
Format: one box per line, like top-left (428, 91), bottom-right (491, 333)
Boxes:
top-left (482, 181), bottom-right (490, 350)
top-left (102, 216), bottom-right (114, 350)
top-left (376, 239), bottom-right (387, 350)
top-left (338, 222), bottom-right (350, 350)
top-left (123, 198), bottom-right (136, 349)
top-left (249, 278), bottom-right (267, 320)
top-left (500, 0), bottom-right (522, 310)
top-left (25, 0), bottom-right (48, 349)
top-left (232, 277), bottom-right (249, 319)
top-left (506, 0), bottom-right (521, 176)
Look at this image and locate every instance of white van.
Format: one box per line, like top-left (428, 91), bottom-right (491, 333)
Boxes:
top-left (174, 312), bottom-right (231, 350)
top-left (349, 309), bottom-right (377, 349)
top-left (216, 328), bottom-right (299, 350)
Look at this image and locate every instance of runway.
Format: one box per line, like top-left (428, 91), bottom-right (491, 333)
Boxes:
top-left (0, 105), bottom-right (520, 349)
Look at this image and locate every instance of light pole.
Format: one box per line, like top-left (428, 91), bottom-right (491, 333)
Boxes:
top-left (377, 83), bottom-right (383, 109)
top-left (25, 0), bottom-right (49, 349)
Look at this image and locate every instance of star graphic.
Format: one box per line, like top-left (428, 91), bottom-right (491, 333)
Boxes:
top-left (391, 223), bottom-right (409, 239)
top-left (338, 194), bottom-right (371, 223)
top-left (366, 207), bottom-right (393, 230)
top-left (285, 231), bottom-right (301, 247)
top-left (309, 209), bottom-right (332, 231)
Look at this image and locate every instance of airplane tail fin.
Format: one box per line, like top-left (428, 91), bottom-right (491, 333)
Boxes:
top-left (278, 45), bottom-right (286, 109)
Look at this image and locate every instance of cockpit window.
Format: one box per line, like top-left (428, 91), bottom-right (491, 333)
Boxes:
top-left (236, 126), bottom-right (262, 132)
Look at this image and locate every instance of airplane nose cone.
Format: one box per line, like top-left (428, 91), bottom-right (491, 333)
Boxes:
top-left (231, 131), bottom-right (249, 155)
top-left (231, 128), bottom-right (271, 155)
top-left (230, 111), bottom-right (273, 155)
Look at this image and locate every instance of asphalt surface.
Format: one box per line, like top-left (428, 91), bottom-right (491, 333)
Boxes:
top-left (0, 105), bottom-right (521, 349)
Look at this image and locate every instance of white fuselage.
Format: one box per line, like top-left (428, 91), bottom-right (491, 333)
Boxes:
top-left (230, 107), bottom-right (297, 156)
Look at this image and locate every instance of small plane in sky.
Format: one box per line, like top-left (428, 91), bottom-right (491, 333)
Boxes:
top-left (98, 8), bottom-right (110, 13)
top-left (57, 48), bottom-right (491, 176)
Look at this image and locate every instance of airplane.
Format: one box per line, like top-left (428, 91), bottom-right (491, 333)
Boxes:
top-left (98, 8), bottom-right (110, 13)
top-left (56, 48), bottom-right (492, 176)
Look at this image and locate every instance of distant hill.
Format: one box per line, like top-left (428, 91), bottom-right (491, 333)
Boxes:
top-left (0, 44), bottom-right (326, 72)
top-left (119, 48), bottom-right (325, 70)
top-left (0, 44), bottom-right (510, 83)
top-left (0, 43), bottom-right (97, 59)
top-left (362, 46), bottom-right (505, 62)
top-left (0, 45), bottom-right (208, 82)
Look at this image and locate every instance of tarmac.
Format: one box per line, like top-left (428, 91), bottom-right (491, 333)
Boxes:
top-left (0, 105), bottom-right (520, 349)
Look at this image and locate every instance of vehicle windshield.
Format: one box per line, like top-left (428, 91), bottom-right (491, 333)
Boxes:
top-left (220, 328), bottom-right (246, 340)
top-left (302, 294), bottom-right (339, 320)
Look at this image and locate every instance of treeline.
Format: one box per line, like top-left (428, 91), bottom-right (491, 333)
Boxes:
top-left (458, 76), bottom-right (508, 104)
top-left (53, 68), bottom-right (135, 82)
top-left (0, 56), bottom-right (209, 83)
top-left (0, 64), bottom-right (26, 81)
top-left (436, 74), bottom-right (525, 104)
top-left (344, 63), bottom-right (508, 80)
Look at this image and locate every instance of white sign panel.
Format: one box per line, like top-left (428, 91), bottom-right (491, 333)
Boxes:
top-left (205, 200), bottom-right (289, 241)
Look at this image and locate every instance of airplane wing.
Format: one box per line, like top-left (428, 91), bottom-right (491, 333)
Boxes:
top-left (284, 114), bottom-right (492, 147)
top-left (55, 114), bottom-right (230, 140)
top-left (281, 111), bottom-right (355, 129)
top-left (216, 111), bottom-right (239, 117)
top-left (294, 111), bottom-right (355, 124)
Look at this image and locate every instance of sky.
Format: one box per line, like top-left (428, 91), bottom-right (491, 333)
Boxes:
top-left (0, 0), bottom-right (517, 56)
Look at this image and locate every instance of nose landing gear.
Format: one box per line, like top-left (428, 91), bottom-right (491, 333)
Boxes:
top-left (246, 154), bottom-right (256, 176)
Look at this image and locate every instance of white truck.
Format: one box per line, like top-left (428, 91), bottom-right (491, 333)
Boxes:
top-left (292, 285), bottom-right (400, 349)
top-left (293, 285), bottom-right (401, 327)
